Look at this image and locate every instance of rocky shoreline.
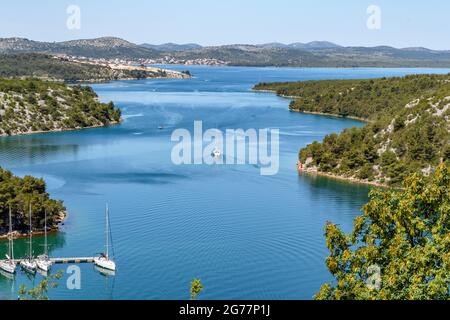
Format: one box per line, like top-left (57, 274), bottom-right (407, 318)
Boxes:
top-left (290, 109), bottom-right (369, 123)
top-left (256, 87), bottom-right (388, 187)
top-left (300, 167), bottom-right (389, 188)
top-left (254, 88), bottom-right (369, 122)
top-left (0, 210), bottom-right (67, 240)
top-left (0, 120), bottom-right (121, 137)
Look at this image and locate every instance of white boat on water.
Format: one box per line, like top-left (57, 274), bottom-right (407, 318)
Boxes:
top-left (20, 204), bottom-right (37, 274)
top-left (36, 210), bottom-right (52, 272)
top-left (211, 147), bottom-right (222, 158)
top-left (36, 255), bottom-right (51, 272)
top-left (0, 268), bottom-right (15, 280)
top-left (0, 207), bottom-right (17, 275)
top-left (0, 259), bottom-right (16, 274)
top-left (20, 259), bottom-right (37, 274)
top-left (94, 204), bottom-right (116, 272)
top-left (94, 254), bottom-right (116, 272)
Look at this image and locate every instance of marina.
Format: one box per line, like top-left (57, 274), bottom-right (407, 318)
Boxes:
top-left (0, 204), bottom-right (116, 278)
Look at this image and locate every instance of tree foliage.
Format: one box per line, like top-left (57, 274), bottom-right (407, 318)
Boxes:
top-left (18, 270), bottom-right (63, 300)
top-left (256, 74), bottom-right (450, 187)
top-left (190, 278), bottom-right (204, 300)
top-left (0, 78), bottom-right (121, 136)
top-left (0, 167), bottom-right (65, 234)
top-left (316, 164), bottom-right (450, 300)
top-left (0, 53), bottom-right (161, 81)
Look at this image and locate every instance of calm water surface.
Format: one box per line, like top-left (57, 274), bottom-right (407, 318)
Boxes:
top-left (0, 66), bottom-right (449, 299)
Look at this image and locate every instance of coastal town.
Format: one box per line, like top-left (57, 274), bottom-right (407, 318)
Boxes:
top-left (55, 54), bottom-right (226, 69)
top-left (54, 54), bottom-right (193, 78)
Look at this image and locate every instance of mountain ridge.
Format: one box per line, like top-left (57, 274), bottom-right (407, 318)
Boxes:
top-left (2, 37), bottom-right (450, 67)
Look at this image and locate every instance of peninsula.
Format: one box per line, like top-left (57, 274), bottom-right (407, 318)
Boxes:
top-left (0, 167), bottom-right (65, 238)
top-left (0, 53), bottom-right (190, 82)
top-left (255, 74), bottom-right (450, 187)
top-left (0, 78), bottom-right (121, 136)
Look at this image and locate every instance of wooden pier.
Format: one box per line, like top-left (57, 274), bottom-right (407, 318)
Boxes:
top-left (2, 257), bottom-right (96, 265)
top-left (50, 257), bottom-right (95, 264)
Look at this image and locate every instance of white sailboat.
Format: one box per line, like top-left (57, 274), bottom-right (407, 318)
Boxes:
top-left (36, 210), bottom-right (52, 272)
top-left (94, 204), bottom-right (116, 271)
top-left (0, 206), bottom-right (17, 274)
top-left (20, 204), bottom-right (37, 274)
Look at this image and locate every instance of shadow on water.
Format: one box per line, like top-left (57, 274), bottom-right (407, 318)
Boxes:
top-left (301, 173), bottom-right (372, 200)
top-left (0, 232), bottom-right (66, 261)
top-left (299, 173), bottom-right (371, 228)
top-left (0, 232), bottom-right (66, 299)
top-left (89, 171), bottom-right (189, 185)
top-left (0, 136), bottom-right (80, 167)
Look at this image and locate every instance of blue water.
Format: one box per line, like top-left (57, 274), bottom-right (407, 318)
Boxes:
top-left (0, 66), bottom-right (449, 300)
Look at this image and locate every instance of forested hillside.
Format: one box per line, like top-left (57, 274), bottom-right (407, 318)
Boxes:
top-left (0, 167), bottom-right (65, 235)
top-left (0, 53), bottom-right (170, 81)
top-left (0, 78), bottom-right (121, 136)
top-left (255, 74), bottom-right (450, 186)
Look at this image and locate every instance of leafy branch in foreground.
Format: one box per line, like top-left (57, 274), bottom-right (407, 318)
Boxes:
top-left (18, 270), bottom-right (64, 300)
top-left (316, 164), bottom-right (449, 300)
top-left (190, 278), bottom-right (204, 300)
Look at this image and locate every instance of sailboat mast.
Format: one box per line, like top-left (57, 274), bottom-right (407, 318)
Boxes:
top-left (29, 203), bottom-right (32, 261)
top-left (44, 209), bottom-right (48, 256)
top-left (106, 203), bottom-right (109, 259)
top-left (9, 205), bottom-right (13, 261)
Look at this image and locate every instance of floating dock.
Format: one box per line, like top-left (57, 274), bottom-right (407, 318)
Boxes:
top-left (2, 257), bottom-right (96, 265)
top-left (50, 257), bottom-right (95, 264)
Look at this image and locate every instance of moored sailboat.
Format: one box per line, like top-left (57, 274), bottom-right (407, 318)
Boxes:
top-left (36, 210), bottom-right (52, 272)
top-left (0, 206), bottom-right (17, 275)
top-left (94, 204), bottom-right (116, 272)
top-left (20, 204), bottom-right (37, 274)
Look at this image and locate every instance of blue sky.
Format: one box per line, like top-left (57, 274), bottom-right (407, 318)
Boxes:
top-left (1, 0), bottom-right (449, 49)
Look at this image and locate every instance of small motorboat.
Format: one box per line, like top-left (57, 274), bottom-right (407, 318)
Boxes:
top-left (211, 147), bottom-right (222, 158)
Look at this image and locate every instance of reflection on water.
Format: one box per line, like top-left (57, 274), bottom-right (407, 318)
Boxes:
top-left (0, 231), bottom-right (66, 298)
top-left (95, 265), bottom-right (116, 278)
top-left (0, 232), bottom-right (66, 261)
top-left (1, 66), bottom-right (449, 300)
top-left (0, 137), bottom-right (80, 170)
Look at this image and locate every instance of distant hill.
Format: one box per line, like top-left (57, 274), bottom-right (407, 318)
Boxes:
top-left (2, 37), bottom-right (450, 67)
top-left (169, 44), bottom-right (450, 67)
top-left (0, 37), bottom-right (161, 59)
top-left (259, 41), bottom-right (341, 49)
top-left (141, 42), bottom-right (203, 51)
